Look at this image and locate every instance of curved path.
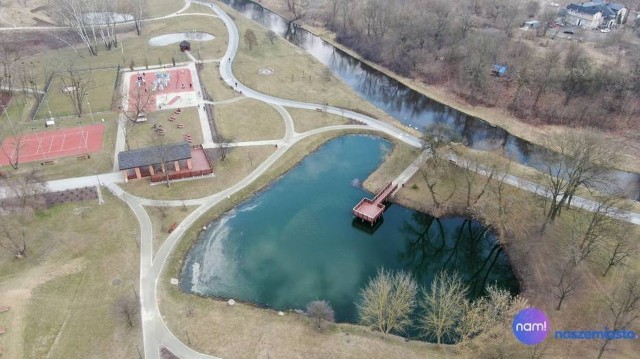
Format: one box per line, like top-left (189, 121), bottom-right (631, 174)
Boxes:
top-left (1, 1), bottom-right (639, 359)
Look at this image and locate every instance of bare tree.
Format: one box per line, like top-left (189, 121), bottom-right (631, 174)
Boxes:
top-left (531, 46), bottom-right (562, 112)
top-left (602, 235), bottom-right (635, 277)
top-left (419, 270), bottom-right (468, 344)
top-left (0, 169), bottom-right (47, 258)
top-left (244, 29), bottom-right (258, 51)
top-left (149, 133), bottom-right (173, 187)
top-left (420, 123), bottom-right (459, 213)
top-left (597, 273), bottom-right (640, 359)
top-left (266, 30), bottom-right (277, 45)
top-left (305, 300), bottom-right (335, 331)
top-left (213, 132), bottom-right (232, 161)
top-left (127, 0), bottom-right (145, 36)
top-left (1, 169), bottom-right (47, 210)
top-left (1, 132), bottom-right (26, 170)
top-left (569, 194), bottom-right (626, 263)
top-left (562, 44), bottom-right (593, 106)
top-left (0, 40), bottom-right (21, 92)
top-left (356, 268), bottom-right (417, 335)
top-left (458, 151), bottom-right (497, 210)
top-left (537, 130), bottom-right (618, 223)
top-left (156, 206), bottom-right (169, 232)
top-left (539, 9), bottom-right (557, 37)
top-left (286, 0), bottom-right (310, 21)
top-left (551, 261), bottom-right (579, 310)
top-left (457, 285), bottom-right (528, 354)
top-left (57, 63), bottom-right (95, 117)
top-left (49, 0), bottom-right (99, 55)
top-left (114, 294), bottom-right (140, 329)
top-left (0, 207), bottom-right (33, 258)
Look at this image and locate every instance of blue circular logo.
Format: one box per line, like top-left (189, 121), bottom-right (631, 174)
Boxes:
top-left (512, 307), bottom-right (550, 345)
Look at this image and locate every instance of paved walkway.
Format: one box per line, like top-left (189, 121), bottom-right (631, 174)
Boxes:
top-left (2, 1), bottom-right (640, 359)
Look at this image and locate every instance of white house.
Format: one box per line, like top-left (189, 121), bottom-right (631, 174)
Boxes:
top-left (565, 1), bottom-right (628, 29)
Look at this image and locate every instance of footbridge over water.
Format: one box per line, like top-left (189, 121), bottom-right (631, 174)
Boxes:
top-left (352, 182), bottom-right (399, 225)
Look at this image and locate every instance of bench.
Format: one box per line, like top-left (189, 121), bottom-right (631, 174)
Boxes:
top-left (77, 155), bottom-right (90, 160)
top-left (41, 160), bottom-right (55, 166)
top-left (168, 222), bottom-right (178, 233)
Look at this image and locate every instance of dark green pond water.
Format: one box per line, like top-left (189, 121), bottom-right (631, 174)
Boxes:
top-left (180, 135), bottom-right (518, 323)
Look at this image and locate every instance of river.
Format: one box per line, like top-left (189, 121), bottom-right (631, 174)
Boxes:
top-left (217, 0), bottom-right (640, 201)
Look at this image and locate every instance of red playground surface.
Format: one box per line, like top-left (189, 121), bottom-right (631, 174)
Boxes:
top-left (0, 124), bottom-right (105, 166)
top-left (128, 68), bottom-right (194, 112)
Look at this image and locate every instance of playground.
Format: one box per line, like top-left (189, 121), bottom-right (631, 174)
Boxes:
top-left (0, 124), bottom-right (105, 166)
top-left (125, 66), bottom-right (198, 113)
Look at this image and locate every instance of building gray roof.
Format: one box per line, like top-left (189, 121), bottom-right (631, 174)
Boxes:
top-left (118, 142), bottom-right (191, 170)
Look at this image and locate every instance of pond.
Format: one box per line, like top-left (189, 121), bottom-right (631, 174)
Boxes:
top-left (148, 32), bottom-right (215, 47)
top-left (180, 135), bottom-right (518, 323)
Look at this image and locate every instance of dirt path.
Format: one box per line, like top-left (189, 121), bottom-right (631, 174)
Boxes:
top-left (0, 257), bottom-right (86, 358)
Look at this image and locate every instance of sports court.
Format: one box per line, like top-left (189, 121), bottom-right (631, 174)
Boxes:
top-left (126, 66), bottom-right (197, 113)
top-left (0, 124), bottom-right (105, 166)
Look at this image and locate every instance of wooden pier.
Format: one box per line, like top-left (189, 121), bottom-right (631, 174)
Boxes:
top-left (352, 182), bottom-right (398, 225)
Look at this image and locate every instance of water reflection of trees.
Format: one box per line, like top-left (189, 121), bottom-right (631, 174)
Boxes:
top-left (400, 213), bottom-right (518, 297)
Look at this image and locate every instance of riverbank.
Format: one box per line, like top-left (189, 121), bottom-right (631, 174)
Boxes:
top-left (254, 0), bottom-right (640, 175)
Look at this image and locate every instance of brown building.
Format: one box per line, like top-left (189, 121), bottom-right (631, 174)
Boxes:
top-left (119, 142), bottom-right (194, 181)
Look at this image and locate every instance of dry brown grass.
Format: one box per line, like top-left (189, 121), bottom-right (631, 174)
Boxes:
top-left (160, 283), bottom-right (451, 359)
top-left (288, 107), bottom-right (350, 133)
top-left (215, 98), bottom-right (285, 141)
top-left (221, 2), bottom-right (419, 138)
top-left (199, 63), bottom-right (241, 102)
top-left (146, 204), bottom-right (198, 257)
top-left (0, 194), bottom-right (140, 359)
top-left (362, 142), bottom-right (420, 193)
top-left (126, 107), bottom-right (204, 149)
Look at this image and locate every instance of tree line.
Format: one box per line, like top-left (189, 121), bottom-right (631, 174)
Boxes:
top-left (294, 0), bottom-right (640, 132)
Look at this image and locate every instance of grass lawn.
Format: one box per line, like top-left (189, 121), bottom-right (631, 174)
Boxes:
top-left (145, 0), bottom-right (187, 18)
top-left (35, 68), bottom-right (119, 119)
top-left (288, 107), bottom-right (350, 133)
top-left (223, 2), bottom-right (418, 137)
top-left (199, 63), bottom-right (240, 101)
top-left (24, 15), bottom-right (229, 85)
top-left (215, 98), bottom-right (285, 141)
top-left (126, 107), bottom-right (204, 149)
top-left (362, 141), bottom-right (421, 194)
top-left (0, 194), bottom-right (140, 359)
top-left (146, 204), bottom-right (198, 257)
top-left (0, 97), bottom-right (36, 127)
top-left (160, 282), bottom-right (449, 359)
top-left (122, 145), bottom-right (277, 200)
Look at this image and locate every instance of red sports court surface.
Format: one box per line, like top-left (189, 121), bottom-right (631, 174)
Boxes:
top-left (0, 124), bottom-right (105, 166)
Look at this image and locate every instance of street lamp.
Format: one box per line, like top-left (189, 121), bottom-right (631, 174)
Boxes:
top-left (45, 97), bottom-right (53, 120)
top-left (87, 98), bottom-right (95, 123)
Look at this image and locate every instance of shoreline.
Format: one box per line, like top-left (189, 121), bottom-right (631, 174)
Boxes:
top-left (251, 0), bottom-right (640, 175)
